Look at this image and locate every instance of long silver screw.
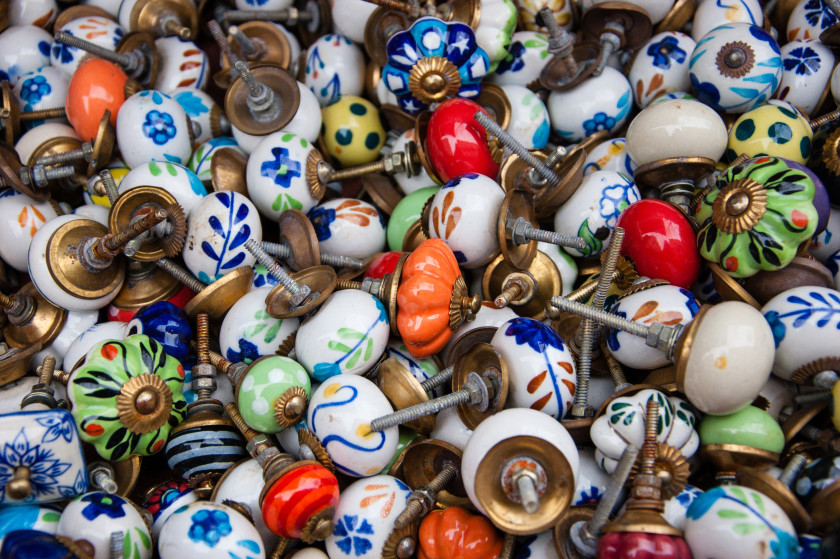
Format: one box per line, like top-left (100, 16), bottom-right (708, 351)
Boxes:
top-left (156, 258), bottom-right (208, 294)
top-left (778, 454), bottom-right (808, 487)
top-left (234, 61), bottom-right (280, 121)
top-left (244, 239), bottom-right (311, 306)
top-left (223, 7), bottom-right (313, 24)
top-left (207, 19), bottom-right (243, 81)
top-left (17, 164), bottom-right (76, 188)
top-left (393, 463), bottom-right (458, 529)
top-left (228, 25), bottom-right (261, 59)
top-left (592, 22), bottom-right (623, 77)
top-left (99, 169), bottom-right (121, 204)
top-left (473, 111), bottom-right (561, 187)
top-left (507, 216), bottom-right (587, 250)
top-left (528, 145), bottom-right (567, 185)
top-left (261, 241), bottom-right (365, 270)
top-left (35, 143), bottom-right (93, 167)
top-left (54, 32), bottom-right (141, 74)
top-left (418, 365), bottom-right (454, 393)
top-left (539, 7), bottom-right (579, 77)
top-left (793, 389), bottom-right (832, 406)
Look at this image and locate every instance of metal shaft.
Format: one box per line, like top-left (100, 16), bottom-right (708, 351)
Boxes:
top-left (54, 32), bottom-right (136, 70)
top-left (495, 279), bottom-right (524, 308)
top-left (539, 7), bottom-right (578, 76)
top-left (207, 19), bottom-right (243, 68)
top-left (35, 144), bottom-right (91, 166)
top-left (0, 292), bottom-right (26, 317)
top-left (362, 0), bottom-right (419, 17)
top-left (262, 241), bottom-right (364, 269)
top-left (38, 356), bottom-right (56, 385)
top-left (102, 209), bottom-right (167, 252)
top-left (394, 463), bottom-right (457, 529)
top-left (99, 170), bottom-right (121, 204)
top-left (329, 160), bottom-right (387, 182)
top-left (224, 8), bottom-right (313, 23)
top-left (156, 258), bottom-right (207, 293)
top-left (369, 385), bottom-right (475, 432)
top-left (793, 389), bottom-right (832, 405)
top-left (235, 60), bottom-right (266, 99)
top-left (418, 365), bottom-right (454, 393)
top-left (600, 339), bottom-right (630, 391)
top-left (508, 217), bottom-right (587, 250)
top-left (548, 297), bottom-right (651, 340)
top-left (244, 239), bottom-right (304, 296)
top-left (228, 25), bottom-right (260, 58)
top-left (778, 454), bottom-right (807, 487)
top-left (592, 23), bottom-right (622, 77)
top-left (224, 402), bottom-right (258, 441)
top-left (19, 106), bottom-right (66, 121)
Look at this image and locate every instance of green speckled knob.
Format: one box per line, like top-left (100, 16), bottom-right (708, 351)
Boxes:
top-left (235, 355), bottom-right (311, 433)
top-left (68, 334), bottom-right (187, 461)
top-left (695, 156), bottom-right (817, 278)
top-left (698, 405), bottom-right (785, 453)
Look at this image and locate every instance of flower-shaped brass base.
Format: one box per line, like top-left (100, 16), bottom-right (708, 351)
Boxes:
top-left (116, 373), bottom-right (174, 435)
top-left (711, 177), bottom-right (767, 234)
top-left (273, 386), bottom-right (308, 430)
top-left (629, 442), bottom-right (689, 500)
top-left (297, 428), bottom-right (334, 472)
top-left (715, 40), bottom-right (755, 78)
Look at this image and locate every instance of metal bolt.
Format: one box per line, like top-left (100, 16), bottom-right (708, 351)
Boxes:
top-left (813, 370), bottom-right (838, 391)
top-left (516, 470), bottom-right (541, 514)
top-left (0, 292), bottom-right (27, 318)
top-left (793, 388), bottom-right (832, 406)
top-left (494, 276), bottom-right (528, 309)
top-left (528, 145), bottom-right (567, 185)
top-left (539, 7), bottom-right (579, 77)
top-left (54, 32), bottom-right (141, 74)
top-left (261, 241), bottom-right (365, 270)
top-left (35, 143), bottom-right (93, 167)
top-left (102, 209), bottom-right (167, 253)
top-left (244, 239), bottom-right (311, 307)
top-left (110, 531), bottom-right (124, 559)
top-left (159, 14), bottom-right (192, 40)
top-left (207, 19), bottom-right (243, 72)
top-left (155, 258), bottom-right (208, 293)
top-left (418, 365), bottom-right (454, 393)
top-left (393, 463), bottom-right (458, 529)
top-left (19, 106), bottom-right (66, 121)
top-left (192, 313), bottom-right (217, 401)
top-left (592, 22), bottom-right (623, 77)
top-left (474, 111), bottom-right (561, 187)
top-left (89, 462), bottom-right (119, 494)
top-left (600, 339), bottom-right (631, 391)
top-left (95, 170), bottom-right (121, 204)
top-left (19, 164), bottom-right (76, 187)
top-left (507, 216), bottom-right (587, 251)
top-left (21, 356), bottom-right (58, 410)
top-left (778, 454), bottom-right (807, 487)
top-left (228, 25), bottom-right (261, 59)
top-left (223, 7), bottom-right (313, 24)
top-left (234, 61), bottom-right (280, 121)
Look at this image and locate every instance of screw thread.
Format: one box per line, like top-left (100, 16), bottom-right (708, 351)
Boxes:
top-left (207, 19), bottom-right (243, 67)
top-left (549, 296), bottom-right (649, 338)
top-left (337, 280), bottom-right (363, 290)
top-left (235, 60), bottom-right (264, 98)
top-left (110, 531), bottom-right (124, 559)
top-left (419, 365), bottom-right (454, 392)
top-left (43, 165), bottom-right (77, 181)
top-left (196, 313), bottom-right (210, 365)
top-left (811, 108), bottom-right (840, 130)
top-left (525, 226), bottom-right (587, 250)
top-left (0, 292), bottom-right (25, 317)
top-left (593, 31), bottom-right (621, 76)
top-left (261, 241), bottom-right (292, 259)
top-left (208, 350), bottom-right (233, 374)
top-left (102, 209), bottom-right (167, 252)
top-left (600, 339), bottom-right (630, 390)
top-left (320, 252), bottom-right (365, 269)
top-left (224, 402), bottom-right (257, 441)
top-left (228, 25), bottom-right (259, 57)
top-left (35, 145), bottom-right (91, 166)
top-left (244, 239), bottom-right (301, 295)
top-left (156, 258), bottom-right (207, 293)
top-left (98, 170), bottom-right (120, 204)
top-left (778, 454), bottom-right (807, 487)
top-left (495, 280), bottom-right (524, 308)
top-left (590, 228), bottom-right (624, 311)
top-left (54, 31), bottom-right (134, 68)
top-left (394, 499), bottom-right (425, 530)
top-left (543, 145), bottom-right (567, 170)
top-left (38, 356), bottom-right (56, 385)
top-left (641, 399), bottom-right (658, 478)
top-left (329, 160), bottom-right (387, 182)
top-left (539, 7), bottom-right (578, 76)
top-left (225, 8), bottom-right (311, 22)
top-left (474, 111), bottom-right (560, 186)
top-left (369, 388), bottom-right (471, 432)
top-left (394, 464), bottom-right (457, 529)
top-left (794, 388), bottom-right (832, 405)
top-left (19, 106), bottom-right (66, 121)
top-left (582, 444), bottom-right (639, 544)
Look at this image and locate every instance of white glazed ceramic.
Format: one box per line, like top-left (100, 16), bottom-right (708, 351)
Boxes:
top-left (626, 99), bottom-right (728, 165)
top-left (9, 0), bottom-right (57, 27)
top-left (491, 317), bottom-right (576, 419)
top-left (787, 0), bottom-right (837, 42)
top-left (158, 501), bottom-right (265, 559)
top-left (574, 448), bottom-right (610, 507)
top-left (490, 30), bottom-right (549, 89)
top-left (308, 198), bottom-right (386, 260)
top-left (461, 408), bottom-right (579, 515)
top-left (246, 130), bottom-right (321, 219)
top-left (219, 287), bottom-right (300, 364)
top-left (390, 128), bottom-right (436, 195)
top-left (547, 67), bottom-right (632, 143)
top-left (429, 406), bottom-right (473, 451)
top-left (118, 160), bottom-right (207, 216)
top-left (234, 0), bottom-right (292, 12)
top-left (15, 122), bottom-right (80, 165)
top-left (212, 458), bottom-right (276, 548)
top-left (330, 0), bottom-right (377, 44)
top-left (182, 191), bottom-right (261, 284)
top-left (827, 248), bottom-right (840, 290)
top-left (32, 309), bottom-right (99, 371)
top-left (142, 481), bottom-right (197, 540)
top-left (73, 204), bottom-right (110, 225)
top-left (811, 205), bottom-right (840, 261)
top-left (582, 137), bottom-right (636, 178)
top-left (189, 137), bottom-right (243, 181)
top-left (605, 285), bottom-right (702, 370)
top-left (692, 0), bottom-right (762, 41)
top-left (499, 84), bottom-right (550, 149)
top-left (171, 88), bottom-right (222, 147)
top-left (289, 549), bottom-right (329, 559)
top-left (536, 243), bottom-right (578, 296)
top-left (0, 377), bottom-right (63, 414)
top-left (154, 36), bottom-right (209, 92)
top-left (680, 301), bottom-right (775, 415)
top-left (0, 25), bottom-right (52, 85)
top-left (12, 66), bottom-right (69, 117)
top-left (303, 34), bottom-right (364, 107)
top-left (444, 304), bottom-right (514, 357)
top-left (383, 340), bottom-right (440, 393)
top-left (761, 286), bottom-right (840, 381)
top-left (426, 173), bottom-right (506, 268)
top-left (663, 484), bottom-right (703, 531)
top-left (116, 89), bottom-right (193, 168)
top-left (325, 475), bottom-right (411, 559)
top-left (629, 31), bottom-right (695, 109)
top-left (552, 170), bottom-right (640, 257)
top-left (232, 83), bottom-right (321, 153)
top-left (777, 39), bottom-right (835, 116)
top-left (57, 492), bottom-right (152, 559)
top-left (296, 290), bottom-right (390, 381)
top-left (307, 374), bottom-right (399, 477)
top-left (0, 504), bottom-right (61, 546)
top-left (0, 188), bottom-right (59, 271)
top-left (63, 321), bottom-right (128, 373)
top-left (51, 16), bottom-right (124, 75)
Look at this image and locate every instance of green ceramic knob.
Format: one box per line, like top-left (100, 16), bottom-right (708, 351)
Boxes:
top-left (69, 334), bottom-right (187, 461)
top-left (235, 355), bottom-right (311, 434)
top-left (387, 186), bottom-right (438, 251)
top-left (695, 156), bottom-right (817, 278)
top-left (698, 405), bottom-right (785, 453)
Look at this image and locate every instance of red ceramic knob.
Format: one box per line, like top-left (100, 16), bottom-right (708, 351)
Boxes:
top-left (425, 98), bottom-right (500, 184)
top-left (66, 59), bottom-right (128, 141)
top-left (261, 462), bottom-right (339, 539)
top-left (364, 251), bottom-right (403, 279)
top-left (598, 532), bottom-right (692, 559)
top-left (614, 199), bottom-right (700, 289)
top-left (107, 285), bottom-right (195, 321)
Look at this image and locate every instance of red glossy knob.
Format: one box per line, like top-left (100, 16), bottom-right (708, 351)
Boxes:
top-left (66, 59), bottom-right (128, 141)
top-left (614, 199), bottom-right (700, 289)
top-left (261, 462), bottom-right (339, 539)
top-left (364, 251), bottom-right (403, 279)
top-left (598, 532), bottom-right (692, 559)
top-left (425, 98), bottom-right (500, 184)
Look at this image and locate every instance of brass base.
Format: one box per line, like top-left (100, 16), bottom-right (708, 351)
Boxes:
top-left (483, 252), bottom-right (562, 320)
top-left (452, 343), bottom-right (508, 429)
top-left (265, 265), bottom-right (337, 318)
top-left (809, 478), bottom-right (840, 533)
top-left (440, 324), bottom-right (497, 368)
top-left (46, 219), bottom-right (125, 300)
top-left (223, 21), bottom-right (291, 71)
top-left (224, 64), bottom-right (300, 136)
top-left (129, 0), bottom-right (197, 38)
top-left (210, 147), bottom-right (248, 195)
top-left (86, 111), bottom-right (117, 174)
top-left (108, 186), bottom-right (183, 261)
top-left (111, 261), bottom-right (183, 312)
top-left (185, 267), bottom-right (253, 320)
top-left (0, 343), bottom-right (42, 386)
top-left (0, 140), bottom-right (49, 201)
top-left (278, 210), bottom-right (321, 271)
top-left (580, 2), bottom-right (653, 50)
top-left (707, 262), bottom-right (761, 309)
top-left (632, 157), bottom-right (716, 192)
top-left (5, 283), bottom-right (67, 349)
top-left (742, 256), bottom-right (835, 306)
top-left (377, 359), bottom-right (435, 435)
top-left (498, 189), bottom-right (538, 269)
top-left (553, 506), bottom-right (595, 559)
top-left (701, 443), bottom-right (779, 475)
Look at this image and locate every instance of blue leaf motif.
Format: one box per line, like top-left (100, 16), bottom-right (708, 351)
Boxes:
top-left (201, 241), bottom-right (220, 261)
top-left (222, 250), bottom-right (246, 270)
top-left (686, 487), bottom-right (724, 520)
top-left (217, 192), bottom-right (231, 208)
top-left (208, 215), bottom-right (225, 236)
top-left (235, 203), bottom-right (249, 224)
top-left (229, 226), bottom-right (249, 250)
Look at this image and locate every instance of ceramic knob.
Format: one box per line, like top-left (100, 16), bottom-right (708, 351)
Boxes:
top-left (331, 0), bottom-right (376, 43)
top-left (810, 206), bottom-right (840, 260)
top-left (309, 199), bottom-right (386, 260)
top-left (590, 388), bottom-right (698, 474)
top-left (211, 459), bottom-right (275, 547)
top-left (153, 36), bottom-right (209, 92)
top-left (383, 340), bottom-right (441, 394)
top-left (32, 308), bottom-right (99, 371)
top-left (547, 67), bottom-right (633, 143)
top-left (116, 89), bottom-right (193, 168)
top-left (575, 448), bottom-right (610, 506)
top-left (188, 137), bottom-right (243, 181)
top-left (13, 67), bottom-right (69, 117)
top-left (761, 286), bottom-right (840, 381)
top-left (57, 492), bottom-right (153, 559)
top-left (233, 356), bottom-right (310, 433)
top-left (0, 530), bottom-right (84, 558)
top-left (538, 242), bottom-right (579, 296)
top-left (679, 301), bottom-right (774, 416)
top-left (261, 461), bottom-right (339, 540)
top-left (692, 0), bottom-right (763, 41)
top-left (125, 301), bottom-right (192, 361)
top-left (684, 485), bottom-right (798, 559)
top-left (787, 0), bottom-right (837, 43)
top-left (418, 506), bottom-right (504, 559)
top-left (233, 82), bottom-right (322, 152)
top-left (246, 130), bottom-right (321, 219)
top-left (726, 101), bottom-right (813, 164)
top-left (325, 475), bottom-right (412, 559)
top-left (491, 317), bottom-right (576, 420)
top-left (389, 130), bottom-right (435, 195)
top-left (662, 485), bottom-right (704, 532)
top-left (219, 287), bottom-right (299, 363)
top-left (68, 334), bottom-right (187, 460)
top-left (426, 173), bottom-right (505, 268)
top-left (64, 321), bottom-right (129, 373)
top-left (425, 98), bottom-right (501, 183)
top-left (164, 415), bottom-right (247, 481)
top-left (158, 501), bottom-right (265, 559)
top-left (430, 406), bottom-right (473, 451)
top-left (171, 88), bottom-right (223, 147)
top-left (119, 160), bottom-right (207, 217)
top-left (777, 40), bottom-right (835, 116)
top-left (628, 31), bottom-right (696, 109)
top-left (143, 480), bottom-right (197, 538)
top-left (489, 31), bottom-right (550, 88)
top-left (296, 290), bottom-right (390, 381)
top-left (499, 84), bottom-right (550, 149)
top-left (65, 58), bottom-right (127, 141)
top-left (583, 137), bottom-right (636, 178)
top-left (14, 122), bottom-right (80, 166)
top-left (9, 0), bottom-right (57, 27)
top-left (307, 374), bottom-right (399, 477)
top-left (52, 16), bottom-right (125, 75)
top-left (828, 249), bottom-right (840, 290)
top-left (688, 23), bottom-right (782, 114)
top-left (698, 405), bottom-right (785, 454)
top-left (388, 186), bottom-right (438, 251)
top-left (304, 33), bottom-right (364, 107)
top-left (626, 99), bottom-right (728, 166)
top-left (321, 96), bottom-right (385, 167)
top-left (606, 285), bottom-right (702, 370)
top-left (553, 170), bottom-right (640, 257)
top-left (0, 189), bottom-right (59, 271)
top-left (0, 25), bottom-right (52, 85)
top-left (0, 505), bottom-right (61, 546)
top-left (182, 191), bottom-right (261, 284)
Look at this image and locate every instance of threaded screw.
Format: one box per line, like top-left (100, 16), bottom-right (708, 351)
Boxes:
top-left (159, 15), bottom-right (192, 40)
top-left (539, 8), bottom-right (579, 77)
top-left (89, 462), bottom-right (118, 494)
top-left (223, 8), bottom-right (314, 24)
top-left (600, 339), bottom-right (630, 391)
top-left (0, 292), bottom-right (26, 318)
top-left (641, 399), bottom-right (658, 477)
top-left (192, 313), bottom-right (218, 401)
top-left (778, 454), bottom-right (807, 487)
top-left (592, 22), bottom-right (623, 77)
top-left (228, 25), bottom-right (260, 58)
top-left (155, 258), bottom-right (208, 293)
top-left (35, 143), bottom-right (93, 167)
top-left (101, 209), bottom-right (167, 253)
top-left (19, 164), bottom-right (76, 187)
top-left (244, 239), bottom-right (311, 306)
top-left (528, 145), bottom-right (567, 185)
top-left (207, 19), bottom-right (243, 69)
top-left (110, 531), bottom-right (124, 559)
top-left (507, 216), bottom-right (586, 250)
top-left (495, 278), bottom-right (526, 309)
top-left (225, 402), bottom-right (258, 441)
top-left (99, 169), bottom-right (120, 204)
top-left (261, 241), bottom-right (365, 270)
top-left (54, 32), bottom-right (139, 72)
top-left (793, 388), bottom-right (832, 406)
top-left (474, 111), bottom-right (560, 187)
top-left (235, 60), bottom-right (265, 99)
top-left (394, 463), bottom-right (457, 529)
top-left (20, 106), bottom-right (66, 121)
top-left (418, 365), bottom-right (454, 393)
top-left (811, 107), bottom-right (840, 130)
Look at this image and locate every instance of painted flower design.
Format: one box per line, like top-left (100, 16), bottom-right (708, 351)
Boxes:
top-left (19, 75), bottom-right (50, 107)
top-left (332, 514), bottom-right (374, 556)
top-left (504, 317), bottom-right (563, 353)
top-left (309, 206), bottom-right (337, 241)
top-left (495, 40), bottom-right (526, 75)
top-left (51, 34), bottom-right (75, 64)
top-left (576, 485), bottom-right (603, 505)
top-left (783, 46), bottom-right (821, 75)
top-left (583, 112), bottom-right (616, 135)
top-left (226, 338), bottom-right (260, 364)
top-left (804, 0), bottom-right (837, 29)
top-left (188, 508), bottom-right (232, 548)
top-left (0, 429), bottom-right (71, 501)
top-left (80, 492), bottom-right (127, 520)
top-left (35, 413), bottom-right (75, 444)
top-left (142, 110), bottom-right (177, 145)
top-left (646, 35), bottom-right (686, 69)
top-left (174, 90), bottom-right (209, 117)
top-left (690, 73), bottom-right (721, 108)
top-left (260, 146), bottom-right (301, 188)
top-left (599, 182), bottom-right (636, 227)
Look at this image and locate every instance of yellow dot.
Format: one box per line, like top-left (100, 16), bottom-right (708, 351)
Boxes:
top-left (356, 424), bottom-right (372, 439)
top-left (715, 356), bottom-right (727, 369)
top-left (324, 383), bottom-right (341, 397)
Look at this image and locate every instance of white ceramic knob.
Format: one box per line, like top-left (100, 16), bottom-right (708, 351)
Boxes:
top-left (116, 90), bottom-right (193, 168)
top-left (547, 67), bottom-right (632, 143)
top-left (153, 36), bottom-right (210, 92)
top-left (13, 66), bottom-right (70, 115)
top-left (778, 40), bottom-right (835, 116)
top-left (628, 31), bottom-right (696, 109)
top-left (57, 492), bottom-right (153, 559)
top-left (309, 198), bottom-right (386, 260)
top-left (303, 34), bottom-right (365, 107)
top-left (0, 188), bottom-right (59, 271)
top-left (63, 321), bottom-right (128, 373)
top-left (32, 309), bottom-right (99, 371)
top-left (118, 161), bottom-right (207, 217)
top-left (0, 25), bottom-right (52, 85)
top-left (158, 501), bottom-right (265, 559)
top-left (171, 88), bottom-right (222, 147)
top-left (212, 459), bottom-right (276, 548)
top-left (219, 286), bottom-right (300, 364)
top-left (15, 123), bottom-right (80, 165)
top-left (499, 84), bottom-right (550, 149)
top-left (692, 0), bottom-right (762, 41)
top-left (51, 16), bottom-right (124, 75)
top-left (330, 0), bottom-right (377, 44)
top-left (429, 405), bottom-right (473, 451)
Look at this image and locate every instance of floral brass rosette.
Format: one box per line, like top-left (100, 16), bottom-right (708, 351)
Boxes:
top-left (694, 156), bottom-right (817, 278)
top-left (68, 334), bottom-right (187, 461)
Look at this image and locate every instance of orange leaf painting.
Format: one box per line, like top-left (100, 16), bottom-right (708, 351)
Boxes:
top-left (644, 310), bottom-right (683, 326)
top-left (527, 371), bottom-right (546, 394)
top-left (632, 301), bottom-right (659, 321)
top-left (646, 73), bottom-right (664, 96)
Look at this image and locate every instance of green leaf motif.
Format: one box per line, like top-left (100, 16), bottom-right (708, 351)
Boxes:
top-left (264, 320), bottom-right (282, 343)
top-left (576, 220), bottom-right (602, 256)
top-left (345, 347), bottom-right (362, 369)
top-left (363, 337), bottom-right (373, 361)
top-left (272, 193), bottom-right (303, 213)
top-left (717, 509), bottom-right (749, 519)
top-left (338, 328), bottom-right (366, 341)
top-left (243, 322), bottom-right (267, 339)
top-left (328, 340), bottom-right (352, 353)
top-left (732, 523), bottom-right (767, 536)
top-left (729, 486), bottom-right (748, 504)
top-left (751, 491), bottom-right (766, 515)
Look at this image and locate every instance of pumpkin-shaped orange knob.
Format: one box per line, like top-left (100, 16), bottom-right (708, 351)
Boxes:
top-left (396, 239), bottom-right (478, 358)
top-left (418, 507), bottom-right (503, 559)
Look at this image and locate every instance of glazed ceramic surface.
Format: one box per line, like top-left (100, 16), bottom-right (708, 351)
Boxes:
top-left (0, 189), bottom-right (59, 272)
top-left (582, 138), bottom-right (636, 178)
top-left (473, 0), bottom-right (516, 70)
top-left (143, 480), bottom-right (197, 538)
top-left (499, 84), bottom-right (550, 149)
top-left (787, 0), bottom-right (838, 42)
top-left (182, 191), bottom-right (262, 284)
top-left (330, 0), bottom-right (376, 43)
top-left (629, 32), bottom-right (696, 109)
top-left (663, 485), bottom-right (703, 531)
top-left (12, 66), bottom-right (69, 116)
top-left (153, 36), bottom-right (209, 93)
top-left (0, 25), bottom-right (52, 85)
top-left (489, 31), bottom-right (549, 88)
top-left (321, 96), bottom-right (385, 167)
top-left (304, 34), bottom-right (364, 107)
top-left (383, 340), bottom-right (441, 394)
top-left (235, 356), bottom-right (310, 433)
top-left (125, 301), bottom-right (192, 361)
top-left (219, 287), bottom-right (300, 364)
top-left (189, 137), bottom-right (243, 181)
top-left (698, 405), bottom-right (785, 452)
top-left (307, 374), bottom-right (399, 477)
top-left (32, 308), bottom-right (99, 371)
top-left (309, 199), bottom-right (386, 260)
top-left (429, 406), bottom-right (473, 451)
top-left (776, 40), bottom-right (835, 116)
top-left (726, 101), bottom-right (813, 164)
top-left (8, 0), bottom-right (57, 27)
top-left (14, 122), bottom-right (79, 166)
top-left (51, 16), bottom-right (124, 75)
top-left (116, 90), bottom-right (193, 168)
top-left (425, 98), bottom-right (500, 182)
top-left (574, 448), bottom-right (609, 507)
top-left (158, 501), bottom-right (264, 559)
top-left (118, 162), bottom-right (207, 217)
top-left (810, 206), bottom-right (840, 261)
top-left (172, 88), bottom-right (221, 147)
top-left (63, 322), bottom-right (129, 373)
top-left (387, 187), bottom-right (438, 251)
top-left (212, 459), bottom-right (275, 547)
top-left (0, 505), bottom-right (61, 546)
top-left (233, 82), bottom-right (320, 149)
top-left (65, 58), bottom-right (126, 140)
top-left (389, 130), bottom-right (436, 195)
top-left (692, 0), bottom-right (763, 41)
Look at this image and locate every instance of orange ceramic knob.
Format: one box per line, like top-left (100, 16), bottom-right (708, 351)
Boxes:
top-left (66, 59), bottom-right (128, 141)
top-left (261, 462), bottom-right (339, 539)
top-left (396, 238), bottom-right (463, 358)
top-left (418, 507), bottom-right (503, 559)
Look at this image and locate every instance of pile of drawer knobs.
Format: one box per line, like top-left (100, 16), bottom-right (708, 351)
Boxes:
top-left (1, 0), bottom-right (840, 556)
